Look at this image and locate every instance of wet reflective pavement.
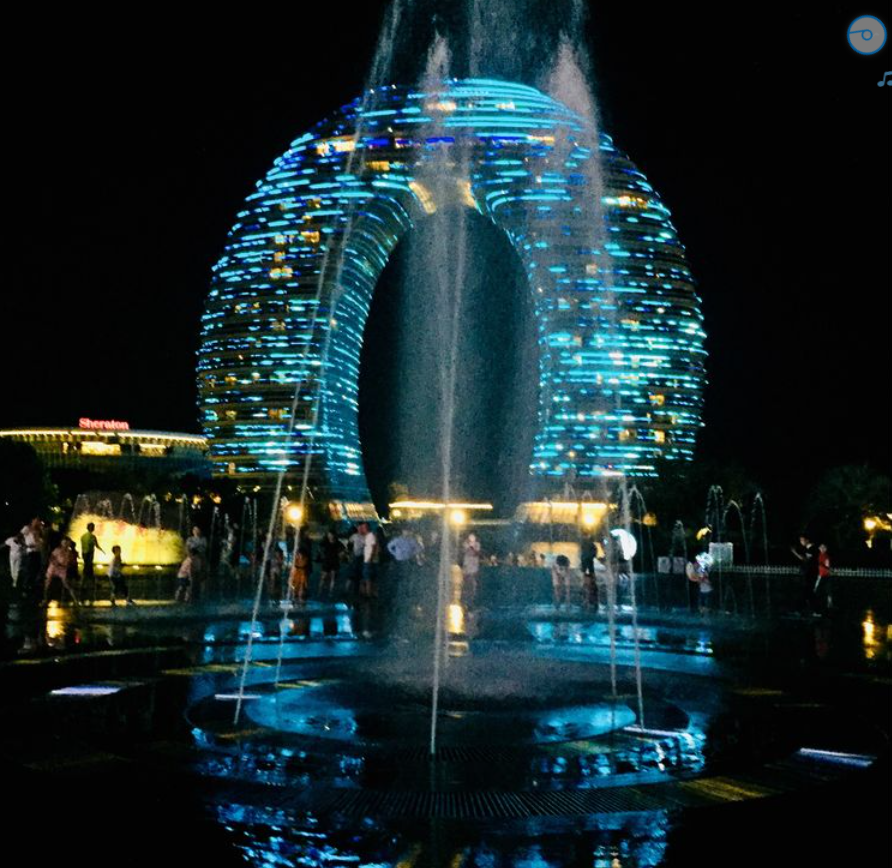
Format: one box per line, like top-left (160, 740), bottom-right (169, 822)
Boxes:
top-left (1, 599), bottom-right (889, 867)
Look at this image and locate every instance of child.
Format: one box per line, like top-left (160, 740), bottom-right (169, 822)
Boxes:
top-left (175, 555), bottom-right (193, 603)
top-left (42, 537), bottom-right (80, 606)
top-left (815, 543), bottom-right (832, 613)
top-left (289, 546), bottom-right (311, 605)
top-left (108, 545), bottom-right (135, 607)
top-left (686, 553), bottom-right (713, 615)
top-left (551, 554), bottom-right (573, 609)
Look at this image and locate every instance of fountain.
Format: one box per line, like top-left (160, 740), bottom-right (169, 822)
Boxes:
top-left (225, 0), bottom-right (661, 746)
top-left (1, 7), bottom-right (886, 868)
top-left (183, 2), bottom-right (886, 863)
top-left (67, 493), bottom-right (185, 567)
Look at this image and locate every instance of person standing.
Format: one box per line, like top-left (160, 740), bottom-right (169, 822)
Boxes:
top-left (42, 538), bottom-right (79, 606)
top-left (107, 545), bottom-right (135, 607)
top-left (461, 533), bottom-right (482, 608)
top-left (317, 530), bottom-right (343, 600)
top-left (361, 526), bottom-right (379, 599)
top-left (815, 543), bottom-right (832, 613)
top-left (348, 523), bottom-right (368, 600)
top-left (186, 527), bottom-right (208, 602)
top-left (792, 535), bottom-right (818, 614)
top-left (387, 528), bottom-right (421, 566)
top-left (580, 536), bottom-right (599, 611)
top-left (175, 555), bottom-right (193, 603)
top-left (551, 554), bottom-right (573, 609)
top-left (3, 532), bottom-right (25, 589)
top-left (80, 522), bottom-right (104, 606)
top-left (289, 544), bottom-right (311, 605)
top-left (20, 518), bottom-right (45, 601)
top-left (388, 527), bottom-right (422, 603)
top-left (265, 546), bottom-right (286, 603)
top-left (686, 553), bottom-right (713, 615)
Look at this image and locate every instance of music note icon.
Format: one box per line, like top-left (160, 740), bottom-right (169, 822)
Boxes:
top-left (879, 72), bottom-right (892, 87)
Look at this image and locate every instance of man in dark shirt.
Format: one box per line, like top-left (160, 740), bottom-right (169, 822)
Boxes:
top-left (580, 536), bottom-right (599, 611)
top-left (792, 534), bottom-right (818, 614)
top-left (80, 522), bottom-right (104, 605)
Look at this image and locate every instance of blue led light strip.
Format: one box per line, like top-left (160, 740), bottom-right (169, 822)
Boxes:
top-left (199, 79), bottom-right (707, 506)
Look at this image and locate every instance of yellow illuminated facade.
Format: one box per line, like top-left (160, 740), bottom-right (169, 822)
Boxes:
top-left (387, 500), bottom-right (494, 521)
top-left (515, 500), bottom-right (609, 527)
top-left (67, 514), bottom-right (186, 567)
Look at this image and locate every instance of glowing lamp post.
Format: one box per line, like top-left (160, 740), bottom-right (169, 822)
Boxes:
top-left (284, 502), bottom-right (304, 527)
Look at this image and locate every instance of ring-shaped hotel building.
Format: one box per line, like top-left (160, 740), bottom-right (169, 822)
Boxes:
top-left (198, 79), bottom-right (706, 519)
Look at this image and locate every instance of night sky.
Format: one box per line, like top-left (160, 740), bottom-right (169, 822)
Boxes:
top-left (7, 3), bottom-right (890, 506)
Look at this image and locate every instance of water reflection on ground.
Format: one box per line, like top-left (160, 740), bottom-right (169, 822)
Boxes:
top-left (1, 596), bottom-right (888, 868)
top-left (214, 801), bottom-right (672, 868)
top-left (4, 597), bottom-right (891, 676)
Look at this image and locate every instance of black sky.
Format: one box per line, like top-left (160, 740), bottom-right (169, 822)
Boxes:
top-left (7, 3), bottom-right (891, 502)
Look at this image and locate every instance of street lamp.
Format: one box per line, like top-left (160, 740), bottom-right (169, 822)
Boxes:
top-left (284, 502), bottom-right (303, 526)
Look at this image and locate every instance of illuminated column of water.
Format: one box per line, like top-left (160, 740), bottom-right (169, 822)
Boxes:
top-left (621, 478), bottom-right (646, 729)
top-left (419, 34), bottom-right (469, 759)
top-left (603, 504), bottom-right (618, 701)
top-left (233, 3), bottom-right (407, 723)
top-left (753, 493), bottom-right (771, 616)
top-left (274, 513), bottom-right (302, 689)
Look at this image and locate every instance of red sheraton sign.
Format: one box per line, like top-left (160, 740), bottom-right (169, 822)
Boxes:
top-left (78, 418), bottom-right (131, 431)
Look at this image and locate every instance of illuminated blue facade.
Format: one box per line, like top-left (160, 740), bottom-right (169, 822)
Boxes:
top-left (198, 79), bottom-right (706, 512)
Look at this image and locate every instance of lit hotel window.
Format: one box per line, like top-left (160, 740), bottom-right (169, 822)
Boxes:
top-left (81, 441), bottom-right (122, 457)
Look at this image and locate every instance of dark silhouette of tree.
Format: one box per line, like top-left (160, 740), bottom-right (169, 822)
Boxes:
top-left (0, 440), bottom-right (58, 538)
top-left (802, 464), bottom-right (892, 560)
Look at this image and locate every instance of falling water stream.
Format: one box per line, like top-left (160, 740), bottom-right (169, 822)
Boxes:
top-left (233, 3), bottom-right (409, 726)
top-left (416, 33), bottom-right (473, 758)
top-left (232, 0), bottom-right (640, 744)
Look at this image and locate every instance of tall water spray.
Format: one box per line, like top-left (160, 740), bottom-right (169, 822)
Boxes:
top-left (410, 33), bottom-right (477, 757)
top-left (234, 0), bottom-right (412, 725)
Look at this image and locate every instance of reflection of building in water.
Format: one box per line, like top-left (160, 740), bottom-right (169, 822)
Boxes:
top-left (0, 424), bottom-right (209, 485)
top-left (209, 801), bottom-right (671, 867)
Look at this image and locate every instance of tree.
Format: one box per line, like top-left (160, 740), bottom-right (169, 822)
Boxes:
top-left (637, 457), bottom-right (764, 555)
top-left (802, 464), bottom-right (892, 560)
top-left (0, 440), bottom-right (58, 538)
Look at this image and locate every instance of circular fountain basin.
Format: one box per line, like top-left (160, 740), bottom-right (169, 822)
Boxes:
top-left (245, 687), bottom-right (637, 747)
top-left (190, 649), bottom-right (692, 755)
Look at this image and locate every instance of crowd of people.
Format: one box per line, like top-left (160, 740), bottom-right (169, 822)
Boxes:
top-left (248, 525), bottom-right (644, 614)
top-left (3, 517), bottom-right (135, 608)
top-left (1, 513), bottom-right (835, 619)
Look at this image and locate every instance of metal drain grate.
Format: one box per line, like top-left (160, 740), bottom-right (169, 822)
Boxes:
top-left (324, 786), bottom-right (680, 819)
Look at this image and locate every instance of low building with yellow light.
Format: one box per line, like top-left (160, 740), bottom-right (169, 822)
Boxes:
top-left (0, 422), bottom-right (209, 487)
